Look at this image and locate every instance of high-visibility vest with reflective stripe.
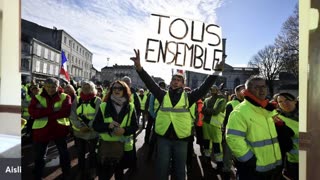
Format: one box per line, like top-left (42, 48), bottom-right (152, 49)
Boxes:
top-left (138, 94), bottom-right (147, 110)
top-left (155, 92), bottom-right (192, 138)
top-left (206, 97), bottom-right (226, 128)
top-left (278, 113), bottom-right (299, 163)
top-left (32, 93), bottom-right (70, 129)
top-left (226, 100), bottom-right (282, 172)
top-left (72, 97), bottom-right (97, 131)
top-left (99, 102), bottom-right (134, 151)
top-left (22, 95), bottom-right (32, 119)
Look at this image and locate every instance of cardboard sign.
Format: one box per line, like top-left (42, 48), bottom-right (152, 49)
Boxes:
top-left (144, 14), bottom-right (223, 75)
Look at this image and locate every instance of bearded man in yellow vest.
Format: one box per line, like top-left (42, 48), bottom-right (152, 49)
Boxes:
top-left (202, 85), bottom-right (227, 174)
top-left (226, 76), bottom-right (282, 180)
top-left (28, 77), bottom-right (72, 180)
top-left (130, 49), bottom-right (223, 180)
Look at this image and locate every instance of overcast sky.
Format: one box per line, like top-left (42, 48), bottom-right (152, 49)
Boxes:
top-left (22, 0), bottom-right (297, 83)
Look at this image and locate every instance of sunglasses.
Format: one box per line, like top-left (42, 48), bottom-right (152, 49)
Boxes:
top-left (112, 86), bottom-right (124, 91)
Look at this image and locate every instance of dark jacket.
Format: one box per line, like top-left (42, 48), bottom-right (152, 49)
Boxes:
top-left (92, 100), bottom-right (138, 136)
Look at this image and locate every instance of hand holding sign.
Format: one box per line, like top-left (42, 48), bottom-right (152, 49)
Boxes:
top-left (130, 49), bottom-right (142, 71)
top-left (213, 54), bottom-right (225, 72)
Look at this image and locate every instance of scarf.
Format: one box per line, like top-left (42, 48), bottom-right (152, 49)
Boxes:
top-left (80, 92), bottom-right (95, 102)
top-left (242, 89), bottom-right (276, 111)
top-left (110, 95), bottom-right (127, 114)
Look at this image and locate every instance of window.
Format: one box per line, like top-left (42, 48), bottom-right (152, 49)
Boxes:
top-left (48, 51), bottom-right (51, 61)
top-left (51, 52), bottom-right (56, 62)
top-left (64, 36), bottom-right (67, 44)
top-left (44, 48), bottom-right (48, 59)
top-left (69, 40), bottom-right (72, 47)
top-left (56, 53), bottom-right (60, 63)
top-left (55, 65), bottom-right (59, 76)
top-left (50, 64), bottom-right (54, 75)
top-left (36, 45), bottom-right (42, 56)
top-left (43, 63), bottom-right (47, 73)
top-left (36, 61), bottom-right (40, 72)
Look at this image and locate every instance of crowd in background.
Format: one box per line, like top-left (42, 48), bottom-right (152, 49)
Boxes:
top-left (21, 49), bottom-right (299, 180)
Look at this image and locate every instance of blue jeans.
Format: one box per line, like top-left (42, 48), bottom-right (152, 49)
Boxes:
top-left (156, 136), bottom-right (188, 180)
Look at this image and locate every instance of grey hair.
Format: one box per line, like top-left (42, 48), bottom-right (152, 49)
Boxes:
top-left (81, 81), bottom-right (97, 95)
top-left (121, 76), bottom-right (132, 84)
top-left (245, 76), bottom-right (265, 89)
top-left (44, 77), bottom-right (59, 86)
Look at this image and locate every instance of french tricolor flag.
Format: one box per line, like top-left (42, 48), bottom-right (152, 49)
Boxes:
top-left (60, 51), bottom-right (70, 82)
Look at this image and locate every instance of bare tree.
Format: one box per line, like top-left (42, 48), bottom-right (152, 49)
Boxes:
top-left (248, 45), bottom-right (286, 96)
top-left (275, 4), bottom-right (299, 78)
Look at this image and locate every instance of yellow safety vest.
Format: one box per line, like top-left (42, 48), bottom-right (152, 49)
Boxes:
top-left (22, 95), bottom-right (32, 119)
top-left (72, 97), bottom-right (97, 131)
top-left (138, 94), bottom-right (147, 110)
top-left (277, 113), bottom-right (299, 163)
top-left (155, 92), bottom-right (192, 138)
top-left (99, 102), bottom-right (134, 151)
top-left (32, 93), bottom-right (70, 129)
top-left (226, 99), bottom-right (241, 110)
top-left (206, 97), bottom-right (226, 128)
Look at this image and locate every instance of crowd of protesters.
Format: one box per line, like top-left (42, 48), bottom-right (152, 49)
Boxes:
top-left (21, 49), bottom-right (299, 180)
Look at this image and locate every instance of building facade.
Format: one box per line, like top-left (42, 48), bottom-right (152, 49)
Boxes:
top-left (21, 19), bottom-right (93, 82)
top-left (101, 64), bottom-right (145, 89)
top-left (21, 36), bottom-right (61, 83)
top-left (101, 64), bottom-right (164, 89)
top-left (186, 63), bottom-right (259, 93)
top-left (60, 31), bottom-right (93, 82)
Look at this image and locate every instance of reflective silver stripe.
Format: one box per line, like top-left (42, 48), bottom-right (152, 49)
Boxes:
top-left (256, 160), bottom-right (282, 172)
top-left (289, 149), bottom-right (299, 154)
top-left (159, 107), bottom-right (189, 112)
top-left (292, 138), bottom-right (299, 143)
top-left (227, 129), bottom-right (246, 137)
top-left (247, 138), bottom-right (278, 147)
top-left (238, 150), bottom-right (254, 162)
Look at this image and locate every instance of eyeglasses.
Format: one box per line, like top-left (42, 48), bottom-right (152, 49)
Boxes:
top-left (112, 86), bottom-right (124, 91)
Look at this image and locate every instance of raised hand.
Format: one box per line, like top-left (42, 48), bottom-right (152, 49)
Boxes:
top-left (130, 49), bottom-right (142, 71)
top-left (213, 55), bottom-right (226, 71)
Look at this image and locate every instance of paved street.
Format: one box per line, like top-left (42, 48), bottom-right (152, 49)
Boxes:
top-left (22, 126), bottom-right (232, 180)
